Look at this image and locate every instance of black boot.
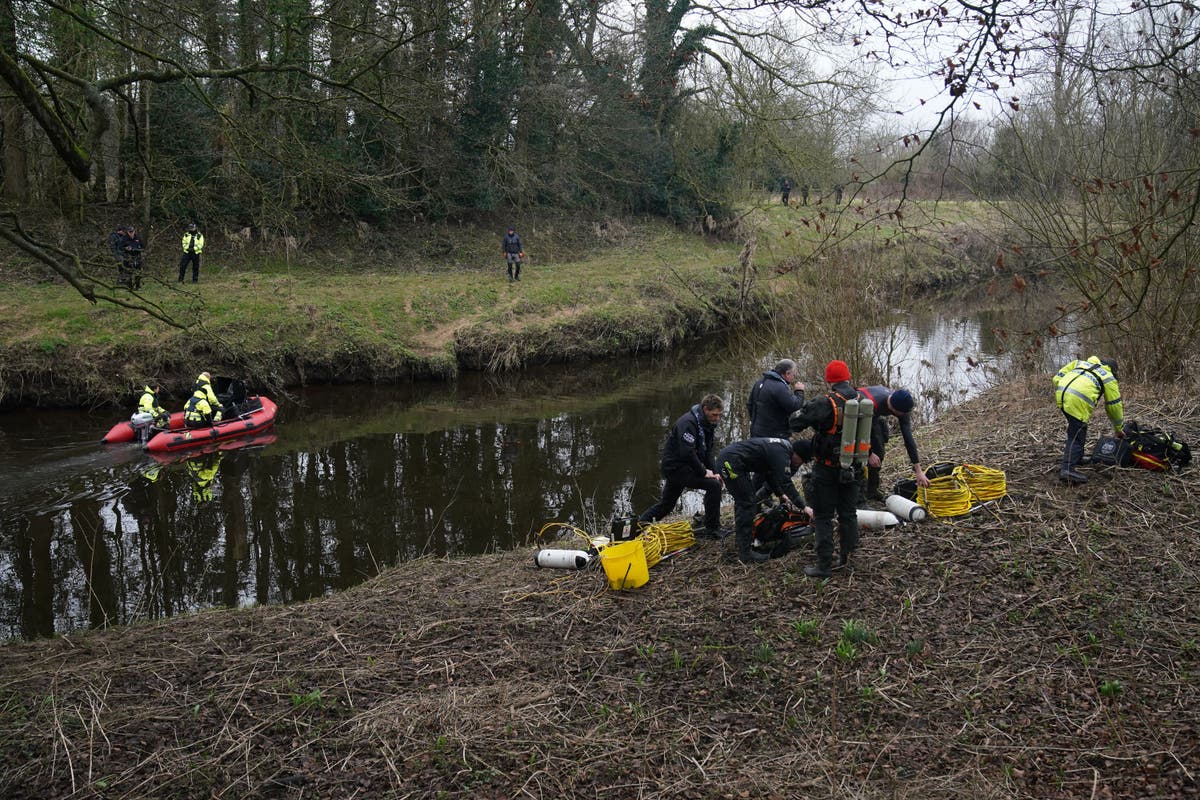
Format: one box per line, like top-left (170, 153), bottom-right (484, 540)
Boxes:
top-left (804, 562), bottom-right (832, 578)
top-left (736, 530), bottom-right (769, 564)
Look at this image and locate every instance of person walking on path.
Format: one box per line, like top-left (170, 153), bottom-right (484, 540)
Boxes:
top-left (1053, 356), bottom-right (1124, 484)
top-left (639, 394), bottom-right (726, 539)
top-left (716, 437), bottom-right (812, 564)
top-left (178, 222), bottom-right (205, 283)
top-left (502, 226), bottom-right (524, 282)
top-left (788, 359), bottom-right (862, 577)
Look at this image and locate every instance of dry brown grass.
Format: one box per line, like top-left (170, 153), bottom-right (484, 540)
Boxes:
top-left (1, 375), bottom-right (1198, 799)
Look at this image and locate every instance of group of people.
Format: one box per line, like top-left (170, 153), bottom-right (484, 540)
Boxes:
top-left (779, 181), bottom-right (842, 206)
top-left (137, 372), bottom-right (228, 430)
top-left (638, 358), bottom-right (930, 576)
top-left (107, 221), bottom-right (206, 288)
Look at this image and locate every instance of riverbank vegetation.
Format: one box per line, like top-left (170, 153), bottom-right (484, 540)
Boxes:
top-left (2, 376), bottom-right (1197, 799)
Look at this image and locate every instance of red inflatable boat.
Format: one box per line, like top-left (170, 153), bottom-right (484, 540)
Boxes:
top-left (102, 411), bottom-right (186, 444)
top-left (143, 396), bottom-right (277, 453)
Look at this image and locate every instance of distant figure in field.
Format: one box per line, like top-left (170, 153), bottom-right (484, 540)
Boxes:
top-left (800, 184), bottom-right (809, 205)
top-left (178, 222), bottom-right (205, 284)
top-left (780, 178), bottom-right (792, 206)
top-left (834, 184), bottom-right (844, 205)
top-left (502, 226), bottom-right (524, 282)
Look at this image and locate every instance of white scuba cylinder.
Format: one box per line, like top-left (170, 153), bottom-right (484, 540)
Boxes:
top-left (534, 549), bottom-right (592, 569)
top-left (854, 396), bottom-right (874, 465)
top-left (885, 494), bottom-right (927, 522)
top-left (839, 398), bottom-right (860, 468)
top-left (857, 508), bottom-right (900, 529)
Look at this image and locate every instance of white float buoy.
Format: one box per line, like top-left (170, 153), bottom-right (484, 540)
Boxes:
top-left (857, 508), bottom-right (901, 529)
top-left (534, 549), bottom-right (592, 569)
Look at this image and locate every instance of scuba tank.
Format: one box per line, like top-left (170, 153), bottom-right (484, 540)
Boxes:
top-left (839, 398), bottom-right (860, 469)
top-left (534, 549), bottom-right (592, 569)
top-left (885, 494), bottom-right (927, 522)
top-left (857, 509), bottom-right (900, 529)
top-left (854, 395), bottom-right (874, 465)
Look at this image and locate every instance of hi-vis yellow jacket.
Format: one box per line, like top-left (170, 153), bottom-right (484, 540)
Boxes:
top-left (1054, 356), bottom-right (1124, 429)
top-left (181, 231), bottom-right (205, 254)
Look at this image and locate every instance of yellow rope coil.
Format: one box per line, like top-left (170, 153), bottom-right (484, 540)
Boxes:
top-left (916, 474), bottom-right (972, 517)
top-left (637, 520), bottom-right (695, 567)
top-left (955, 463), bottom-right (1007, 502)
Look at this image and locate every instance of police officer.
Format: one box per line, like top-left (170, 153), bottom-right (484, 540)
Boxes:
top-left (184, 371), bottom-right (225, 428)
top-left (137, 384), bottom-right (170, 428)
top-left (639, 394), bottom-right (725, 538)
top-left (856, 385), bottom-right (930, 501)
top-left (716, 437), bottom-right (811, 564)
top-left (789, 359), bottom-right (862, 577)
top-left (179, 222), bottom-right (205, 283)
top-left (1053, 356), bottom-right (1124, 484)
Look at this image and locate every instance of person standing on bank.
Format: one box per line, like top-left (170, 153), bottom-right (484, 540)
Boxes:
top-left (856, 386), bottom-right (931, 501)
top-left (788, 359), bottom-right (862, 578)
top-left (800, 184), bottom-right (809, 206)
top-left (178, 222), bottom-right (205, 283)
top-left (781, 178), bottom-right (792, 206)
top-left (717, 437), bottom-right (812, 564)
top-left (748, 359), bottom-right (806, 438)
top-left (502, 225), bottom-right (524, 282)
top-left (1053, 356), bottom-right (1124, 484)
top-left (638, 394), bottom-right (725, 539)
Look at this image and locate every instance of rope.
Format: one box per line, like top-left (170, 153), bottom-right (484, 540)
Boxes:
top-left (637, 520), bottom-right (696, 567)
top-left (916, 474), bottom-right (972, 518)
top-left (956, 463), bottom-right (1007, 503)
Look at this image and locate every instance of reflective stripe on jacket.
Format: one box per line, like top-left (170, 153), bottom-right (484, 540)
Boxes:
top-left (181, 232), bottom-right (205, 254)
top-left (1053, 357), bottom-right (1123, 429)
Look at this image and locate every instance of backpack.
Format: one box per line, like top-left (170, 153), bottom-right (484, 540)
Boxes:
top-left (1091, 436), bottom-right (1132, 467)
top-left (1125, 421), bottom-right (1192, 472)
top-left (751, 504), bottom-right (813, 559)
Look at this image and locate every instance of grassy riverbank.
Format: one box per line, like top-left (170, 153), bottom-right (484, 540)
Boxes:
top-left (1, 377), bottom-right (1197, 799)
top-left (0, 203), bottom-right (1000, 408)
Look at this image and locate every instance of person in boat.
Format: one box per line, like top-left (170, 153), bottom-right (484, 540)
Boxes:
top-left (184, 372), bottom-right (225, 428)
top-left (137, 384), bottom-right (169, 428)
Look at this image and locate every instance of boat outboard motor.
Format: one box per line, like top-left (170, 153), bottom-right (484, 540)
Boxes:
top-left (129, 411), bottom-right (156, 444)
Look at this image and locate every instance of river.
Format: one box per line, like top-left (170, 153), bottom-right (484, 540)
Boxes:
top-left (0, 304), bottom-right (1074, 639)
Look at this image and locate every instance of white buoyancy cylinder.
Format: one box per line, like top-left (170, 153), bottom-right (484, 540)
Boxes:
top-left (885, 494), bottom-right (927, 522)
top-left (857, 508), bottom-right (901, 529)
top-left (534, 549), bottom-right (592, 569)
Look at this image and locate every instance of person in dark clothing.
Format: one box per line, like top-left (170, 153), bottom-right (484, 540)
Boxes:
top-left (781, 178), bottom-right (792, 206)
top-left (120, 226), bottom-right (145, 289)
top-left (800, 184), bottom-right (809, 205)
top-left (857, 386), bottom-right (931, 501)
top-left (717, 437), bottom-right (811, 564)
top-left (178, 222), bottom-right (205, 283)
top-left (789, 359), bottom-right (863, 577)
top-left (639, 394), bottom-right (725, 538)
top-left (502, 226), bottom-right (524, 281)
top-left (748, 359), bottom-right (806, 438)
top-left (833, 184), bottom-right (844, 204)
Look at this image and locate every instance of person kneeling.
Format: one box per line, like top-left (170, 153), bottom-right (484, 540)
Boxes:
top-left (184, 371), bottom-right (225, 428)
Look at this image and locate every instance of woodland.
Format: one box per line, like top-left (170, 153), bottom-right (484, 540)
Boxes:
top-left (0, 0), bottom-right (1197, 375)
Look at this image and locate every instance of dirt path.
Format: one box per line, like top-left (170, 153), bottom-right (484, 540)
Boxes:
top-left (1, 376), bottom-right (1197, 799)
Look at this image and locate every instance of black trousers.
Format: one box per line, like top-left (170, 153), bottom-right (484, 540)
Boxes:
top-left (179, 251), bottom-right (201, 282)
top-left (809, 462), bottom-right (860, 567)
top-left (639, 470), bottom-right (722, 529)
top-left (1061, 411), bottom-right (1088, 471)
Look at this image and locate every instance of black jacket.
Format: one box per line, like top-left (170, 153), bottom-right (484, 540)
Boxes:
top-left (789, 380), bottom-right (861, 463)
top-left (748, 370), bottom-right (805, 438)
top-left (660, 405), bottom-right (717, 479)
top-left (502, 232), bottom-right (523, 254)
top-left (858, 385), bottom-right (921, 463)
top-left (716, 438), bottom-right (804, 506)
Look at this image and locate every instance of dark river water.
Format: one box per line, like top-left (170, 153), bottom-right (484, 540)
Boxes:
top-left (0, 306), bottom-right (1072, 639)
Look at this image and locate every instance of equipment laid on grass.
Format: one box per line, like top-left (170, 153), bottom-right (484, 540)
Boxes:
top-left (599, 539), bottom-right (649, 590)
top-left (1124, 421), bottom-right (1191, 472)
top-left (750, 504), bottom-right (812, 559)
top-left (535, 549), bottom-right (592, 569)
top-left (857, 508), bottom-right (900, 529)
top-left (885, 494), bottom-right (927, 522)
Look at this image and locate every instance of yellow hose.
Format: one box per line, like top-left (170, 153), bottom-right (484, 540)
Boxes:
top-left (916, 474), bottom-right (972, 517)
top-left (956, 463), bottom-right (1007, 502)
